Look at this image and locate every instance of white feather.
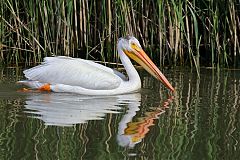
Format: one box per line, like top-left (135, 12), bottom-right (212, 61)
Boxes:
top-left (23, 56), bottom-right (123, 90)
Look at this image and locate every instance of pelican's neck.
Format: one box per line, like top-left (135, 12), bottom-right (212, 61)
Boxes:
top-left (118, 48), bottom-right (141, 82)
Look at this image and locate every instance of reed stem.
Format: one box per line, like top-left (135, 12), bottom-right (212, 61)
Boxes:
top-left (0, 0), bottom-right (239, 69)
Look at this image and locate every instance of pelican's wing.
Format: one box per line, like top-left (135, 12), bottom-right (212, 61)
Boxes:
top-left (23, 56), bottom-right (123, 90)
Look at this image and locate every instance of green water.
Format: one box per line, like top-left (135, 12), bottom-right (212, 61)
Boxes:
top-left (0, 67), bottom-right (239, 159)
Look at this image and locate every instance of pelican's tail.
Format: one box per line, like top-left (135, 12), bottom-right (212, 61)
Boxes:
top-left (17, 80), bottom-right (48, 89)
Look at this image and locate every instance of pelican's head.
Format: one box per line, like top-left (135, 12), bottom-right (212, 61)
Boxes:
top-left (118, 36), bottom-right (174, 92)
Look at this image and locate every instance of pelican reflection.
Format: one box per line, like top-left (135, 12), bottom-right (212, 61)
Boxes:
top-left (23, 92), bottom-right (173, 148)
top-left (117, 95), bottom-right (173, 148)
top-left (23, 93), bottom-right (141, 126)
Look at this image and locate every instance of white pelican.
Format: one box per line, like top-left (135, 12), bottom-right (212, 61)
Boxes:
top-left (18, 36), bottom-right (174, 95)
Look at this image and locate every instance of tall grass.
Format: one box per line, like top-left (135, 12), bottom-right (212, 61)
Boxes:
top-left (0, 0), bottom-right (240, 69)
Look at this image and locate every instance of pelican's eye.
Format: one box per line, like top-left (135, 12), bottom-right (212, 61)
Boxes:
top-left (131, 43), bottom-right (140, 51)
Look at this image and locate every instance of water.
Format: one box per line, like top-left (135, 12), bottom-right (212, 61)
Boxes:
top-left (0, 67), bottom-right (239, 159)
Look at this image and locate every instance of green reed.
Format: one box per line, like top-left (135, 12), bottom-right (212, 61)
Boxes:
top-left (0, 0), bottom-right (239, 69)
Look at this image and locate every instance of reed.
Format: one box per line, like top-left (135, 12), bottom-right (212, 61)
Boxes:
top-left (0, 0), bottom-right (239, 69)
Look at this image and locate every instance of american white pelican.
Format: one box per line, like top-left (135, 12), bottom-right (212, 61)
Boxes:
top-left (19, 36), bottom-right (174, 95)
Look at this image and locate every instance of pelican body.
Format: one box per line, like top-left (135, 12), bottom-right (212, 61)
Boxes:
top-left (19, 36), bottom-right (174, 95)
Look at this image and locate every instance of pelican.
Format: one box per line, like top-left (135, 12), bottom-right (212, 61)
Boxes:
top-left (18, 36), bottom-right (174, 95)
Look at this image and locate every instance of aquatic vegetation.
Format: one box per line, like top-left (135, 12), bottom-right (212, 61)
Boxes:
top-left (0, 0), bottom-right (239, 69)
